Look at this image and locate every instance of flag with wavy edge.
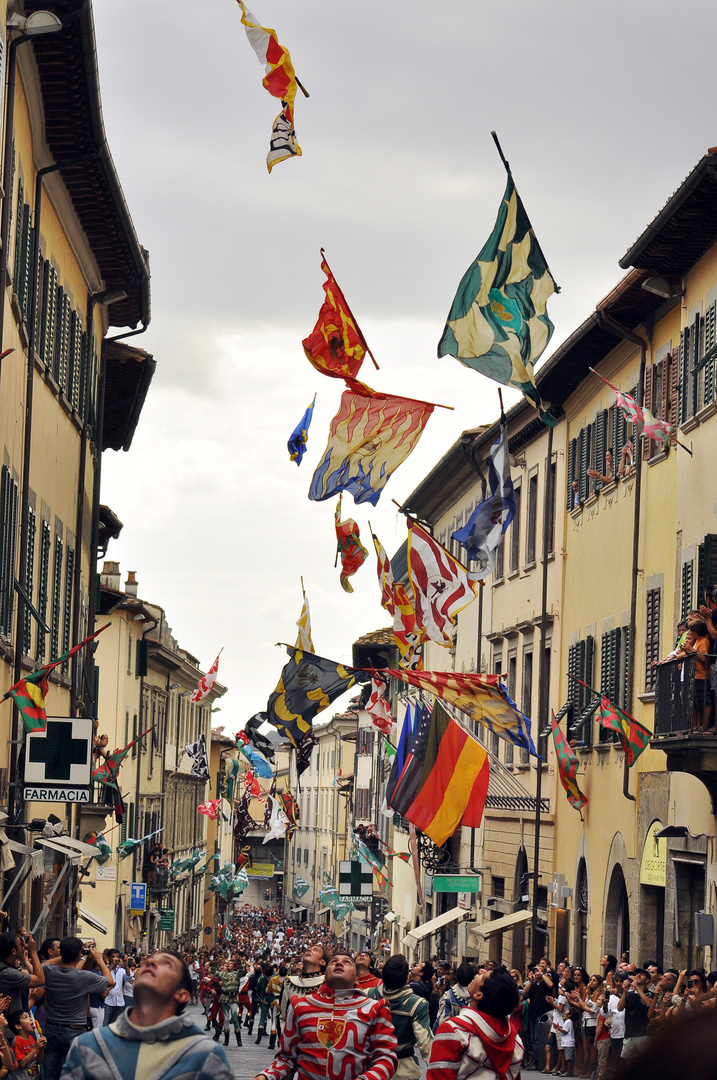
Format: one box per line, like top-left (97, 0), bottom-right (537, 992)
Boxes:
top-left (598, 696), bottom-right (651, 767)
top-left (335, 496), bottom-right (368, 593)
top-left (295, 584), bottom-right (314, 652)
top-left (407, 518), bottom-right (479, 645)
top-left (288, 395), bottom-right (316, 466)
top-left (266, 646), bottom-right (356, 747)
top-left (372, 532), bottom-right (425, 671)
top-left (303, 254), bottom-right (368, 383)
top-left (438, 166), bottom-right (558, 425)
top-left (91, 728), bottom-right (152, 788)
top-left (309, 389), bottom-right (435, 507)
top-left (551, 713), bottom-right (587, 813)
top-left (590, 368), bottom-right (672, 446)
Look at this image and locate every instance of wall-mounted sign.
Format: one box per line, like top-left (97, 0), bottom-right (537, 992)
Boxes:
top-left (96, 866), bottom-right (116, 881)
top-left (434, 875), bottom-right (481, 893)
top-left (640, 820), bottom-right (667, 887)
top-left (24, 717), bottom-right (93, 803)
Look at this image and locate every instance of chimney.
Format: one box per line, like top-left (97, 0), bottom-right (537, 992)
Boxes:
top-left (125, 571), bottom-right (138, 597)
top-left (100, 561), bottom-right (121, 591)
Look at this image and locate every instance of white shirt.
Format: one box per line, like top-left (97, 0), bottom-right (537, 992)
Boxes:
top-left (605, 993), bottom-right (625, 1040)
top-left (104, 965), bottom-right (127, 1007)
top-left (561, 1018), bottom-right (575, 1048)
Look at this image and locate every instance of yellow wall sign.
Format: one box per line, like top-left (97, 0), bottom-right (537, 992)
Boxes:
top-left (247, 863), bottom-right (275, 878)
top-left (639, 820), bottom-right (666, 887)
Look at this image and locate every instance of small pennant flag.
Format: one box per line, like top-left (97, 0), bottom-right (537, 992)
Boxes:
top-left (288, 395), bottom-right (316, 466)
top-left (293, 875), bottom-right (310, 899)
top-left (295, 583), bottom-right (314, 653)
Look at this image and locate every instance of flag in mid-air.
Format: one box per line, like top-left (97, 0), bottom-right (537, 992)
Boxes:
top-left (197, 799), bottom-right (222, 820)
top-left (236, 735), bottom-right (274, 779)
top-left (407, 519), bottom-right (478, 645)
top-left (438, 167), bottom-right (558, 425)
top-left (184, 733), bottom-right (210, 780)
top-left (452, 416), bottom-right (516, 577)
top-left (302, 253), bottom-right (368, 383)
top-left (310, 389), bottom-right (434, 506)
top-left (590, 369), bottom-right (673, 447)
top-left (192, 653), bottom-right (220, 703)
top-left (117, 828), bottom-right (164, 862)
top-left (266, 646), bottom-right (356, 747)
top-left (91, 729), bottom-right (152, 788)
top-left (388, 703), bottom-right (490, 846)
top-left (372, 533), bottom-right (424, 671)
top-left (293, 875), bottom-right (310, 898)
top-left (236, 1), bottom-right (301, 172)
top-left (383, 668), bottom-right (538, 757)
top-left (597, 695), bottom-right (651, 767)
top-left (295, 584), bottom-right (314, 653)
top-left (551, 714), bottom-right (587, 813)
top-left (263, 794), bottom-right (289, 842)
top-left (335, 496), bottom-right (368, 593)
top-left (82, 830), bottom-right (112, 866)
top-left (365, 676), bottom-right (394, 734)
top-left (4, 623), bottom-right (110, 734)
top-left (288, 395), bottom-right (316, 466)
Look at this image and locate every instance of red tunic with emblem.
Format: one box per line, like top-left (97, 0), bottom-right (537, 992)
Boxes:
top-left (262, 984), bottom-right (397, 1080)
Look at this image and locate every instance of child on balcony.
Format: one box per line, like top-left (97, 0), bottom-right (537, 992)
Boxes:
top-left (677, 619), bottom-right (712, 730)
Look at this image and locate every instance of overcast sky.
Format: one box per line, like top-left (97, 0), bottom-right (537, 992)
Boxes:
top-left (92, 0), bottom-right (717, 728)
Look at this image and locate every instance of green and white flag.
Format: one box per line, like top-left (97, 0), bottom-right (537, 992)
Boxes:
top-left (293, 876), bottom-right (310, 899)
top-left (438, 168), bottom-right (558, 425)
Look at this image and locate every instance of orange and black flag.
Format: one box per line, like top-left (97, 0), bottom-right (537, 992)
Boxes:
top-left (389, 702), bottom-right (489, 847)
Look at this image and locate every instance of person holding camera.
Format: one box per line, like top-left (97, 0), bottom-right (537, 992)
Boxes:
top-left (42, 937), bottom-right (114, 1080)
top-left (0, 931), bottom-right (43, 1014)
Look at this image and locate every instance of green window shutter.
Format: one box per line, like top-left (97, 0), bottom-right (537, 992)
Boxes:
top-left (613, 400), bottom-right (627, 464)
top-left (566, 438), bottom-right (576, 511)
top-left (0, 467), bottom-right (18, 638)
top-left (36, 520), bottom-right (51, 662)
top-left (136, 637), bottom-right (149, 677)
top-left (17, 211), bottom-right (33, 324)
top-left (55, 290), bottom-right (71, 390)
top-left (704, 302), bottom-right (716, 407)
top-left (61, 546), bottom-right (74, 673)
top-left (12, 178), bottom-right (24, 288)
top-left (679, 328), bottom-right (690, 425)
top-left (22, 507), bottom-right (36, 655)
top-left (69, 312), bottom-right (82, 411)
top-left (697, 534), bottom-right (717, 605)
top-left (51, 536), bottom-right (63, 660)
top-left (40, 262), bottom-right (56, 368)
top-left (645, 588), bottom-right (661, 692)
top-left (599, 630), bottom-right (619, 744)
top-left (620, 625), bottom-right (631, 709)
top-left (592, 410), bottom-right (607, 492)
top-left (578, 426), bottom-right (590, 502)
top-left (7, 144), bottom-right (15, 239)
top-left (79, 330), bottom-right (89, 418)
top-left (681, 560), bottom-right (694, 620)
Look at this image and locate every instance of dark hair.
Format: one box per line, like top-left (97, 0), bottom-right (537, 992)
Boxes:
top-left (478, 965), bottom-right (520, 1019)
top-left (38, 938), bottom-right (59, 963)
top-left (154, 950), bottom-right (193, 1010)
top-left (456, 962), bottom-right (476, 987)
top-left (382, 954), bottom-right (409, 990)
top-left (563, 978), bottom-right (576, 993)
top-left (7, 1010), bottom-right (25, 1033)
top-left (60, 937), bottom-right (84, 963)
top-left (329, 951), bottom-right (354, 964)
top-left (0, 932), bottom-right (18, 960)
top-left (422, 962), bottom-right (435, 983)
top-left (603, 954), bottom-right (617, 974)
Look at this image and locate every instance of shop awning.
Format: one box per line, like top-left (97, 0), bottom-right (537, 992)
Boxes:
top-left (35, 838), bottom-right (82, 863)
top-left (402, 906), bottom-right (470, 949)
top-left (290, 904), bottom-right (307, 913)
top-left (78, 907), bottom-right (108, 935)
top-left (384, 911), bottom-right (399, 924)
top-left (467, 910), bottom-right (532, 942)
top-left (38, 836), bottom-right (99, 859)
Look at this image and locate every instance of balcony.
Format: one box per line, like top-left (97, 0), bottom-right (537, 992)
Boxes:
top-left (144, 866), bottom-right (170, 894)
top-left (653, 653), bottom-right (717, 808)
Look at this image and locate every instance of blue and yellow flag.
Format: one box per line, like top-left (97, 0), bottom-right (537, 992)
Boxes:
top-left (266, 646), bottom-right (356, 747)
top-left (438, 168), bottom-right (558, 425)
top-left (309, 388), bottom-right (434, 506)
top-left (287, 395), bottom-right (316, 466)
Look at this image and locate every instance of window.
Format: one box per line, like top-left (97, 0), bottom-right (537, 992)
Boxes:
top-left (492, 876), bottom-right (505, 898)
top-left (355, 788), bottom-right (371, 818)
top-left (128, 632), bottom-right (133, 675)
top-left (521, 650), bottom-right (533, 763)
top-left (506, 654), bottom-right (517, 764)
top-left (495, 537), bottom-right (504, 580)
top-left (22, 507), bottom-right (36, 656)
top-left (35, 519), bottom-right (51, 661)
top-left (13, 181), bottom-right (33, 323)
top-left (61, 547), bottom-right (74, 673)
top-left (591, 410), bottom-right (609, 493)
top-left (50, 536), bottom-right (63, 661)
top-left (357, 728), bottom-right (375, 756)
top-left (526, 472), bottom-right (538, 565)
top-left (510, 486), bottom-right (521, 572)
top-left (568, 636), bottom-right (595, 744)
top-left (0, 467), bottom-right (18, 640)
top-left (645, 588), bottom-right (661, 692)
top-left (600, 627), bottom-right (630, 742)
top-left (681, 559), bottom-right (694, 619)
top-left (679, 314), bottom-right (702, 425)
top-left (547, 461), bottom-right (556, 555)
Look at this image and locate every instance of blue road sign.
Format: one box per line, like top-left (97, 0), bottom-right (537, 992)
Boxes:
top-left (130, 883), bottom-right (147, 911)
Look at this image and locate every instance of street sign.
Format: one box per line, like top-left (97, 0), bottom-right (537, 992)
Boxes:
top-left (24, 717), bottom-right (93, 802)
top-left (433, 874), bottom-right (481, 893)
top-left (338, 860), bottom-right (373, 897)
top-left (158, 907), bottom-right (175, 931)
top-left (130, 883), bottom-right (147, 911)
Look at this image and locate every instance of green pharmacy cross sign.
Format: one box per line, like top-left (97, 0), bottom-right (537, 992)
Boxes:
top-left (28, 721), bottom-right (88, 781)
top-left (23, 717), bottom-right (93, 802)
top-left (338, 860), bottom-right (373, 897)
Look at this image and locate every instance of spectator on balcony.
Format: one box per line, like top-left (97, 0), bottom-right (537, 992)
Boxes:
top-left (618, 440), bottom-right (634, 477)
top-left (677, 619), bottom-right (712, 730)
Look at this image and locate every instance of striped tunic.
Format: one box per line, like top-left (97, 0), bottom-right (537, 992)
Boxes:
top-left (428, 1009), bottom-right (523, 1080)
top-left (262, 984), bottom-right (397, 1080)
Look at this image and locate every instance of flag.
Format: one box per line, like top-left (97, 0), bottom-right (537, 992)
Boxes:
top-left (374, 867), bottom-right (388, 892)
top-left (288, 395), bottom-right (316, 466)
top-left (372, 532), bottom-right (425, 671)
top-left (236, 1), bottom-right (301, 173)
top-left (91, 729), bottom-right (152, 787)
top-left (296, 729), bottom-right (317, 775)
top-left (236, 737), bottom-right (274, 779)
top-left (266, 647), bottom-right (356, 747)
top-left (192, 653), bottom-right (220, 704)
top-left (384, 702), bottom-right (417, 807)
top-left (302, 254), bottom-right (368, 383)
top-left (365, 677), bottom-right (394, 734)
top-left (244, 770), bottom-right (262, 797)
top-left (197, 852), bottom-right (221, 874)
top-left (279, 791), bottom-right (300, 837)
top-left (236, 845), bottom-right (253, 870)
top-left (185, 733), bottom-right (210, 780)
top-left (197, 799), bottom-right (222, 820)
top-left (116, 828), bottom-right (163, 862)
top-left (353, 834), bottom-right (383, 872)
top-left (243, 713), bottom-right (276, 761)
top-left (452, 416), bottom-right (516, 577)
top-left (224, 756), bottom-right (242, 802)
top-left (263, 794), bottom-right (289, 842)
top-left (293, 876), bottom-right (310, 899)
top-left (383, 668), bottom-right (538, 757)
top-left (597, 696), bottom-right (651, 767)
top-left (384, 739), bottom-right (396, 759)
top-left (309, 388), bottom-right (434, 507)
top-left (82, 830), bottom-right (112, 866)
top-left (407, 518), bottom-right (478, 645)
top-left (389, 703), bottom-right (490, 846)
top-left (590, 369), bottom-right (673, 447)
top-left (335, 496), bottom-right (368, 593)
top-left (438, 165), bottom-right (558, 425)
top-left (551, 714), bottom-right (587, 813)
top-left (4, 623), bottom-right (110, 734)
top-left (233, 792), bottom-right (255, 841)
top-left (295, 585), bottom-right (314, 653)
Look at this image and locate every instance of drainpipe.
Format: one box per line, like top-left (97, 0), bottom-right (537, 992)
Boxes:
top-left (597, 310), bottom-right (648, 803)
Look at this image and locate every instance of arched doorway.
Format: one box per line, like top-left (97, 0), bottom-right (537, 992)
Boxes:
top-left (512, 847), bottom-right (529, 971)
top-left (575, 859), bottom-right (588, 969)
top-left (604, 864), bottom-right (630, 961)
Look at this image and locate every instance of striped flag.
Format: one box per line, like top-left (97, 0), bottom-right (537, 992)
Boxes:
top-left (407, 518), bottom-right (478, 645)
top-left (590, 369), bottom-right (673, 446)
top-left (335, 497), bottom-right (368, 593)
top-left (293, 876), bottom-right (310, 899)
top-left (372, 532), bottom-right (425, 671)
top-left (551, 714), bottom-right (587, 813)
top-left (191, 653), bottom-right (220, 703)
top-left (295, 584), bottom-right (314, 653)
top-left (389, 703), bottom-right (490, 846)
top-left (365, 677), bottom-right (394, 734)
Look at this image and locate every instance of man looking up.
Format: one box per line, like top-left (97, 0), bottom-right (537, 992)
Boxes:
top-left (60, 950), bottom-right (233, 1080)
top-left (254, 951), bottom-right (397, 1080)
top-left (279, 943), bottom-right (330, 1019)
top-left (355, 952), bottom-right (381, 990)
top-left (369, 954), bottom-right (432, 1079)
top-left (428, 965), bottom-right (523, 1080)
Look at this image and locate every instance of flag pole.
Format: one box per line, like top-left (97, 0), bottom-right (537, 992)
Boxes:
top-left (369, 388), bottom-right (454, 412)
top-left (319, 248), bottom-right (380, 371)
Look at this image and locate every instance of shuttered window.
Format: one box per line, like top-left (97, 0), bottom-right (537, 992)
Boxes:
top-left (592, 409), bottom-right (608, 492)
top-left (62, 546), bottom-right (74, 673)
top-left (0, 468), bottom-right (18, 639)
top-left (526, 471), bottom-right (538, 564)
top-left (68, 312), bottom-right (83, 411)
top-left (51, 536), bottom-right (63, 661)
top-left (495, 537), bottom-right (504, 579)
top-left (355, 788), bottom-right (371, 818)
top-left (568, 636), bottom-right (594, 744)
top-left (600, 631), bottom-right (620, 744)
top-left (79, 330), bottom-right (89, 418)
top-left (40, 261), bottom-right (58, 369)
top-left (704, 302), bottom-right (717, 407)
top-left (645, 588), bottom-right (661, 691)
top-left (681, 560), bottom-right (694, 620)
top-left (36, 520), bottom-right (51, 662)
top-left (510, 486), bottom-right (521, 571)
top-left (577, 425), bottom-right (591, 503)
top-left (566, 438), bottom-right (576, 511)
top-left (13, 180), bottom-right (34, 322)
top-left (678, 318), bottom-right (702, 425)
top-left (55, 289), bottom-right (71, 391)
top-left (22, 507), bottom-right (36, 655)
top-left (697, 534), bottom-right (717, 606)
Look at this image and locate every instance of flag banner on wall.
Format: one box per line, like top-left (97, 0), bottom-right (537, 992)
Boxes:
top-left (551, 713), bottom-right (587, 814)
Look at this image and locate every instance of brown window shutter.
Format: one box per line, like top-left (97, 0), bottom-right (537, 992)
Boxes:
top-left (643, 365), bottom-right (654, 460)
top-left (669, 345), bottom-right (680, 429)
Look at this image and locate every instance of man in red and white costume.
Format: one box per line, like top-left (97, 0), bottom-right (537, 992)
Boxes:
top-left (428, 965), bottom-right (523, 1080)
top-left (253, 952), bottom-right (397, 1080)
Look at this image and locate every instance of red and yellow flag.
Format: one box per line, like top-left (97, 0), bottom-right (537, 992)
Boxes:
top-left (303, 254), bottom-right (368, 383)
top-left (335, 497), bottom-right (368, 593)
